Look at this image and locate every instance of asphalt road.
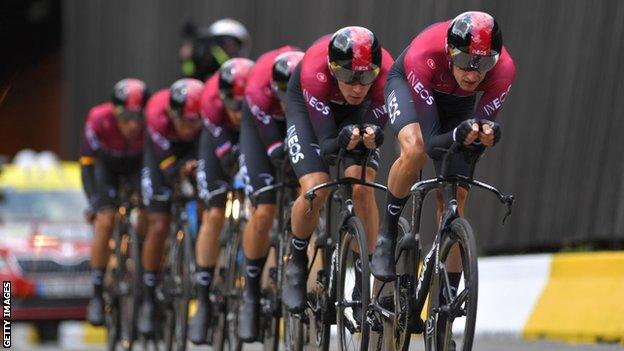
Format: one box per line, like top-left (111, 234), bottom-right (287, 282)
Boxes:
top-left (8, 323), bottom-right (624, 351)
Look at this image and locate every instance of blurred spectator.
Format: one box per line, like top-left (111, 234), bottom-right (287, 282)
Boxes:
top-left (179, 18), bottom-right (251, 81)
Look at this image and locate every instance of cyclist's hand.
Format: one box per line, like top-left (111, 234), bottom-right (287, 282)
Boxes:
top-left (362, 123), bottom-right (384, 149)
top-left (479, 120), bottom-right (501, 147)
top-left (180, 160), bottom-right (198, 177)
top-left (338, 124), bottom-right (360, 151)
top-left (454, 119), bottom-right (480, 145)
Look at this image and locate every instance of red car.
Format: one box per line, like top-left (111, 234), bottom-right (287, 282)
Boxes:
top-left (0, 157), bottom-right (93, 340)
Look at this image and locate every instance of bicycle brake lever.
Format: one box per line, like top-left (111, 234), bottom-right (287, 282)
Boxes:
top-left (501, 195), bottom-right (514, 225)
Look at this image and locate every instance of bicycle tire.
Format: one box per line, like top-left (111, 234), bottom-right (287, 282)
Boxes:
top-left (212, 224), bottom-right (244, 351)
top-left (336, 216), bottom-right (370, 351)
top-left (225, 229), bottom-right (244, 351)
top-left (261, 247), bottom-right (280, 351)
top-left (173, 227), bottom-right (193, 351)
top-left (211, 232), bottom-right (231, 351)
top-left (425, 217), bottom-right (478, 351)
top-left (106, 216), bottom-right (125, 351)
top-left (379, 217), bottom-right (414, 351)
top-left (163, 233), bottom-right (186, 351)
top-left (127, 223), bottom-right (142, 350)
top-left (117, 219), bottom-right (141, 351)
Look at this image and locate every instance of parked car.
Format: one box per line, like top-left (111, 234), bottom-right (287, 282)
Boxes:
top-left (0, 150), bottom-right (92, 340)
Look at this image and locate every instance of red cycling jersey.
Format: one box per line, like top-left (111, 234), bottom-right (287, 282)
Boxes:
top-left (200, 73), bottom-right (239, 159)
top-left (145, 89), bottom-right (201, 174)
top-left (146, 89), bottom-right (200, 145)
top-left (80, 102), bottom-right (143, 161)
top-left (244, 45), bottom-right (297, 156)
top-left (401, 20), bottom-right (516, 122)
top-left (298, 35), bottom-right (394, 144)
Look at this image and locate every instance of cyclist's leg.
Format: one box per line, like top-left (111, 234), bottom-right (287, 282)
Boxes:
top-left (238, 105), bottom-right (278, 341)
top-left (282, 70), bottom-right (331, 312)
top-left (343, 154), bottom-right (379, 253)
top-left (128, 160), bottom-right (148, 237)
top-left (87, 159), bottom-right (117, 325)
top-left (372, 53), bottom-right (429, 281)
top-left (190, 128), bottom-right (228, 344)
top-left (139, 141), bottom-right (172, 335)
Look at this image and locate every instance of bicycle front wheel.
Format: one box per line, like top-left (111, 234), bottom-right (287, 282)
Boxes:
top-left (425, 217), bottom-right (478, 351)
top-left (336, 216), bottom-right (370, 351)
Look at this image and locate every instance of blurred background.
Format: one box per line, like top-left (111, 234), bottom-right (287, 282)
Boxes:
top-left (2, 0), bottom-right (624, 349)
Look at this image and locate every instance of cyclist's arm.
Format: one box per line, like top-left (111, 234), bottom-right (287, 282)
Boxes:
top-left (79, 126), bottom-right (98, 206)
top-left (398, 65), bottom-right (446, 158)
top-left (302, 87), bottom-right (339, 156)
top-left (203, 120), bottom-right (238, 173)
top-left (148, 129), bottom-right (182, 183)
top-left (474, 79), bottom-right (515, 121)
top-left (246, 102), bottom-right (285, 157)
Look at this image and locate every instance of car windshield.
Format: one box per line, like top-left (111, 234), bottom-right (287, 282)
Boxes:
top-left (0, 189), bottom-right (87, 223)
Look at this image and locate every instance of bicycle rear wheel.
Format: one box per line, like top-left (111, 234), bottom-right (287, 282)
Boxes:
top-left (336, 216), bottom-right (370, 351)
top-left (425, 217), bottom-right (478, 351)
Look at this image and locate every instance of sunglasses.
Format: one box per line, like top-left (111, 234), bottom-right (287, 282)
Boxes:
top-left (449, 48), bottom-right (499, 73)
top-left (330, 62), bottom-right (380, 85)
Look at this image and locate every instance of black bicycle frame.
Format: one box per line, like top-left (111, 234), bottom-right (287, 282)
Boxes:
top-left (372, 143), bottom-right (514, 322)
top-left (301, 149), bottom-right (387, 316)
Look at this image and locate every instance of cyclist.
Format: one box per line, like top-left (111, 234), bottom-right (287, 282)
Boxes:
top-left (188, 57), bottom-right (255, 344)
top-left (81, 78), bottom-right (149, 326)
top-left (371, 10), bottom-right (516, 300)
top-left (179, 18), bottom-right (252, 80)
top-left (138, 78), bottom-right (205, 336)
top-left (236, 47), bottom-right (303, 342)
top-left (281, 26), bottom-right (394, 313)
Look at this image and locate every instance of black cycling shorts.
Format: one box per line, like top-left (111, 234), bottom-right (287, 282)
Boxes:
top-left (92, 155), bottom-right (142, 211)
top-left (285, 64), bottom-right (380, 179)
top-left (385, 49), bottom-right (477, 177)
top-left (196, 128), bottom-right (229, 209)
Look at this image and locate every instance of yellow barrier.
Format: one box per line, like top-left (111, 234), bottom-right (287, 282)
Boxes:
top-left (523, 251), bottom-right (624, 343)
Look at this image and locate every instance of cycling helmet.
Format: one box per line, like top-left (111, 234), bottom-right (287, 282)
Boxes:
top-left (446, 11), bottom-right (502, 72)
top-left (111, 78), bottom-right (149, 114)
top-left (169, 78), bottom-right (204, 120)
top-left (328, 26), bottom-right (382, 85)
top-left (218, 58), bottom-right (254, 111)
top-left (271, 51), bottom-right (304, 101)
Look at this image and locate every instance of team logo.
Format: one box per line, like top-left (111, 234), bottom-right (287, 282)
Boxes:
top-left (427, 58), bottom-right (436, 70)
top-left (316, 72), bottom-right (327, 82)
